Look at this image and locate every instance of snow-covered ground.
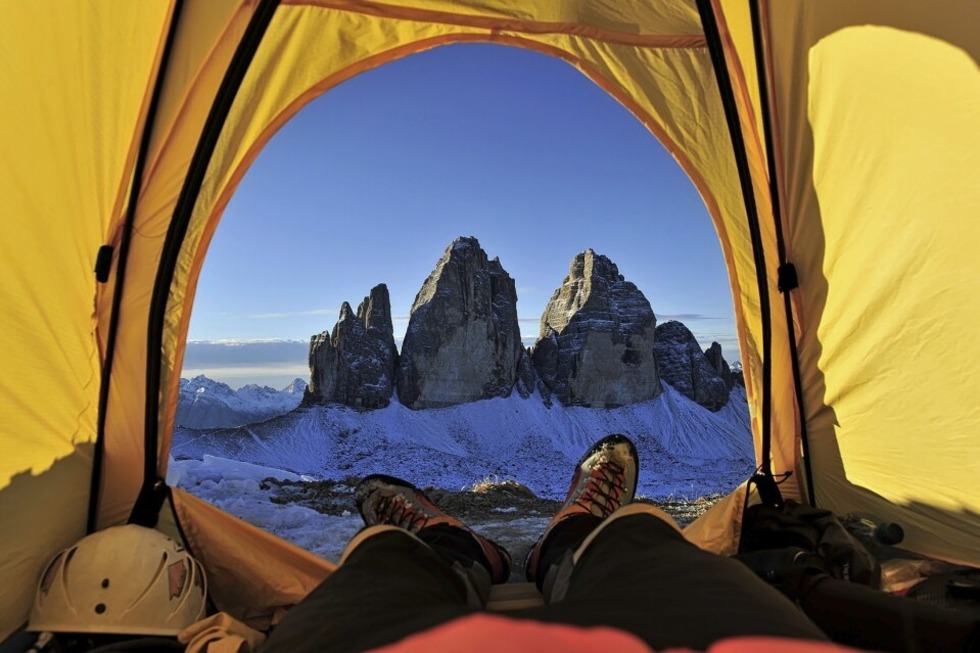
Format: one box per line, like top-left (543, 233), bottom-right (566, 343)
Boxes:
top-left (169, 382), bottom-right (755, 563)
top-left (172, 384), bottom-right (753, 499)
top-left (167, 455), bottom-right (555, 567)
top-left (168, 456), bottom-right (366, 561)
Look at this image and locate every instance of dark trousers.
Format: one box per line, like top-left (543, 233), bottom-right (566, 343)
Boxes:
top-left (262, 514), bottom-right (827, 653)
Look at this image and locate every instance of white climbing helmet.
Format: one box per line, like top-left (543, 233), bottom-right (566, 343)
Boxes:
top-left (29, 524), bottom-right (207, 636)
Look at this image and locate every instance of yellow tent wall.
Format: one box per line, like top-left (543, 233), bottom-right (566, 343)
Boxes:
top-left (2, 0), bottom-right (978, 640)
top-left (0, 0), bottom-right (176, 639)
top-left (759, 0), bottom-right (980, 564)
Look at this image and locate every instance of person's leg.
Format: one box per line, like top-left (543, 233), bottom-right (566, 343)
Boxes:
top-left (524, 434), bottom-right (638, 590)
top-left (521, 504), bottom-right (829, 649)
top-left (261, 526), bottom-right (479, 653)
top-left (263, 474), bottom-right (512, 653)
top-left (357, 474), bottom-right (511, 584)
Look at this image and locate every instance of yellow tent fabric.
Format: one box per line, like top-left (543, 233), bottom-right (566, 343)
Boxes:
top-left (1, 0), bottom-right (978, 640)
top-left (0, 0), bottom-right (175, 638)
top-left (763, 0), bottom-right (980, 565)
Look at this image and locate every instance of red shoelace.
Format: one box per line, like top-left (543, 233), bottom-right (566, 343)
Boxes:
top-left (572, 460), bottom-right (627, 517)
top-left (373, 493), bottom-right (430, 532)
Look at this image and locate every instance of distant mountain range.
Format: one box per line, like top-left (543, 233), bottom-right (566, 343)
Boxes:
top-left (176, 376), bottom-right (307, 429)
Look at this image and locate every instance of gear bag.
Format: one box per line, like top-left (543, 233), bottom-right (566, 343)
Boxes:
top-left (737, 499), bottom-right (881, 588)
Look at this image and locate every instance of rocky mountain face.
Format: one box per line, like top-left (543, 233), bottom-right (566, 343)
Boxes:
top-left (296, 237), bottom-right (737, 413)
top-left (177, 240), bottom-right (739, 426)
top-left (305, 284), bottom-right (399, 410)
top-left (532, 250), bottom-right (660, 408)
top-left (397, 237), bottom-right (524, 409)
top-left (704, 342), bottom-right (735, 390)
top-left (176, 375), bottom-right (306, 428)
top-left (654, 321), bottom-right (731, 411)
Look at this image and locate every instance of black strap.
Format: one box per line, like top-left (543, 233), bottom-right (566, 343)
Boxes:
top-left (749, 471), bottom-right (785, 509)
top-left (94, 245), bottom-right (115, 283)
top-left (696, 0), bottom-right (776, 482)
top-left (749, 0), bottom-right (816, 506)
top-left (127, 478), bottom-right (169, 528)
top-left (777, 263), bottom-right (799, 292)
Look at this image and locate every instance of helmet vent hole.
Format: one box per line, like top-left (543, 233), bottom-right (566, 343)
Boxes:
top-left (101, 578), bottom-right (110, 588)
top-left (94, 603), bottom-right (106, 614)
top-left (39, 551), bottom-right (65, 596)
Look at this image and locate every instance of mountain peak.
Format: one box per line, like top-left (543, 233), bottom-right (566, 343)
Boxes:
top-left (539, 249), bottom-right (654, 339)
top-left (654, 321), bottom-right (731, 411)
top-left (306, 283), bottom-right (399, 410)
top-left (572, 248), bottom-right (623, 284)
top-left (398, 238), bottom-right (523, 408)
top-left (532, 250), bottom-right (659, 407)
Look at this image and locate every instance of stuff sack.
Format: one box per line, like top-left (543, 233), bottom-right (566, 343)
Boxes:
top-left (736, 499), bottom-right (881, 588)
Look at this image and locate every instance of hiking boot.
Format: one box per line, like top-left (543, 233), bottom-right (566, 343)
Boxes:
top-left (524, 433), bottom-right (638, 584)
top-left (355, 474), bottom-right (512, 583)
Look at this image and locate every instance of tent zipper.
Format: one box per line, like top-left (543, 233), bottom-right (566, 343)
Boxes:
top-left (749, 0), bottom-right (815, 506)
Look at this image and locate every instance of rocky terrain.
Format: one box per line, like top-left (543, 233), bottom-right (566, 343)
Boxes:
top-left (397, 237), bottom-right (525, 408)
top-left (655, 321), bottom-right (733, 411)
top-left (302, 237), bottom-right (736, 413)
top-left (306, 284), bottom-right (399, 410)
top-left (261, 475), bottom-right (722, 576)
top-left (265, 475), bottom-right (720, 528)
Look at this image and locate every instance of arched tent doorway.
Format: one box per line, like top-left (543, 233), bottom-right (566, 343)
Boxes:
top-left (173, 39), bottom-right (749, 563)
top-left (93, 1), bottom-right (785, 624)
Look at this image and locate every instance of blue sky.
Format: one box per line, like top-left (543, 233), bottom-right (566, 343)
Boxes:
top-left (184, 43), bottom-right (737, 388)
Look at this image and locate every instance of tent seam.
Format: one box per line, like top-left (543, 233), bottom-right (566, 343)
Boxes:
top-left (283, 0), bottom-right (707, 49)
top-left (749, 0), bottom-right (815, 506)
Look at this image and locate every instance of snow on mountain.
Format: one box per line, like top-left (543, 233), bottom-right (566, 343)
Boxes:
top-left (176, 375), bottom-right (307, 428)
top-left (171, 382), bottom-right (754, 501)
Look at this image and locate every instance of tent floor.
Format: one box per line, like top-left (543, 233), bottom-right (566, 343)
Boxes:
top-left (488, 582), bottom-right (544, 611)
